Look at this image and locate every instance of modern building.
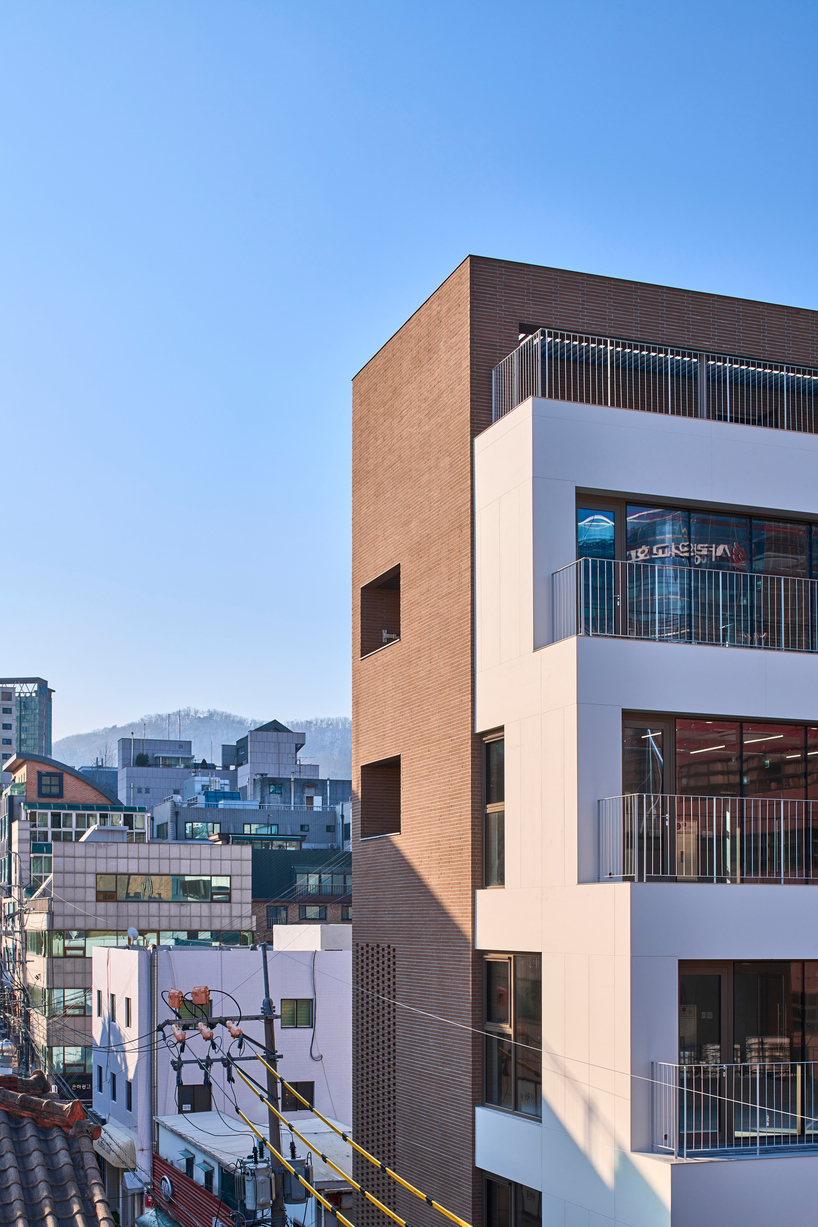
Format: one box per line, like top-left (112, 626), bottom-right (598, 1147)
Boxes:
top-left (152, 791), bottom-right (347, 850)
top-left (117, 737), bottom-right (233, 806)
top-left (251, 848), bottom-right (352, 932)
top-left (0, 677), bottom-right (53, 761)
top-left (352, 258), bottom-right (818, 1227)
top-left (91, 926), bottom-right (352, 1225)
top-left (11, 829), bottom-right (253, 1102)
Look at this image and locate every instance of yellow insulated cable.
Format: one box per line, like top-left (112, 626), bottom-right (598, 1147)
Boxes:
top-left (230, 1060), bottom-right (413, 1227)
top-left (252, 1051), bottom-right (474, 1227)
top-left (231, 1099), bottom-right (358, 1227)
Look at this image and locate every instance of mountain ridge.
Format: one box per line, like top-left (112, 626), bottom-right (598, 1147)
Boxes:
top-left (53, 709), bottom-right (352, 779)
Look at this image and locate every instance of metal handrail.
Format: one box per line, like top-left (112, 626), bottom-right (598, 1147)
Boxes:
top-left (599, 793), bottom-right (818, 884)
top-left (492, 327), bottom-right (818, 434)
top-left (553, 556), bottom-right (818, 653)
top-left (653, 1060), bottom-right (818, 1156)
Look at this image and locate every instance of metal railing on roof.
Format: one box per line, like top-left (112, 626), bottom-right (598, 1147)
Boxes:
top-left (492, 328), bottom-right (818, 433)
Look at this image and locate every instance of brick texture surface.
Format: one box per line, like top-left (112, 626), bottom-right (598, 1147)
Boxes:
top-left (352, 256), bottom-right (818, 1227)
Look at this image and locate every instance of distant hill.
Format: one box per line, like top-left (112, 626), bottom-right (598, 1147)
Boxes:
top-left (53, 709), bottom-right (352, 779)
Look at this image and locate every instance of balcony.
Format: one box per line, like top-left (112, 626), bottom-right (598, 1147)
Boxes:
top-left (554, 557), bottom-right (818, 654)
top-left (599, 793), bottom-right (818, 883)
top-left (492, 327), bottom-right (818, 434)
top-left (654, 1061), bottom-right (818, 1156)
top-left (293, 882), bottom-right (351, 898)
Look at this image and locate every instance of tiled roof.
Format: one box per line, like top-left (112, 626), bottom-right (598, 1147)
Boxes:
top-left (0, 1071), bottom-right (115, 1227)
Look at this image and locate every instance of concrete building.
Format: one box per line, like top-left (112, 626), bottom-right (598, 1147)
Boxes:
top-left (14, 832), bottom-right (253, 1101)
top-left (117, 737), bottom-right (233, 806)
top-left (353, 257), bottom-right (818, 1227)
top-left (91, 926), bottom-right (352, 1225)
top-left (252, 849), bottom-right (352, 932)
top-left (0, 677), bottom-right (53, 762)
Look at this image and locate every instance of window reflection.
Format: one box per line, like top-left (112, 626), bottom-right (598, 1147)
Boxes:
top-left (622, 726), bottom-right (664, 794)
top-left (689, 513), bottom-right (748, 571)
top-left (577, 508), bottom-right (615, 559)
top-left (675, 721), bottom-right (740, 797)
top-left (752, 520), bottom-right (810, 578)
top-left (742, 724), bottom-right (806, 798)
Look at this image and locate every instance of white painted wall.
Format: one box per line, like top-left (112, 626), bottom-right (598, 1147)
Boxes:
top-left (92, 937), bottom-right (352, 1183)
top-left (472, 396), bottom-right (818, 1225)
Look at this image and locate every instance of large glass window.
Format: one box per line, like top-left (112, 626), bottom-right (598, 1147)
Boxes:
top-left (577, 508), bottom-right (615, 559)
top-left (689, 512), bottom-right (749, 571)
top-left (675, 721), bottom-right (740, 797)
top-left (626, 506), bottom-right (689, 564)
top-left (484, 1178), bottom-right (542, 1227)
top-left (96, 874), bottom-right (230, 902)
top-left (622, 724), bottom-right (665, 794)
top-left (484, 737), bottom-right (505, 888)
top-left (484, 954), bottom-right (541, 1119)
top-left (185, 822), bottom-right (221, 840)
top-left (742, 723), bottom-right (806, 798)
top-left (752, 520), bottom-right (810, 577)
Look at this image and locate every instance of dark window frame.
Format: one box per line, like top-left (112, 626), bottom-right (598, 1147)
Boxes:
top-left (483, 1172), bottom-right (542, 1227)
top-left (281, 1080), bottom-right (315, 1111)
top-left (37, 772), bottom-right (63, 799)
top-left (483, 953), bottom-right (542, 1120)
top-left (483, 732), bottom-right (505, 888)
top-left (299, 905), bottom-right (327, 921)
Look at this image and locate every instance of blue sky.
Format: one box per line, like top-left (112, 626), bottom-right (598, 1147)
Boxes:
top-left (2, 1), bottom-right (818, 737)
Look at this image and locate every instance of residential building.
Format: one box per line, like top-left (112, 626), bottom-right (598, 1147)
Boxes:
top-left (0, 677), bottom-right (53, 761)
top-left (353, 257), bottom-right (818, 1227)
top-left (252, 848), bottom-right (352, 932)
top-left (0, 1068), bottom-right (112, 1227)
top-left (14, 831), bottom-right (253, 1102)
top-left (117, 737), bottom-right (234, 806)
top-left (152, 791), bottom-right (346, 850)
top-left (92, 926), bottom-right (352, 1224)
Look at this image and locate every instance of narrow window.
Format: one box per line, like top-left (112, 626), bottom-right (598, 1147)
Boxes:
top-left (109, 993), bottom-right (116, 1023)
top-left (484, 736), bottom-right (505, 887)
top-left (96, 990), bottom-right (102, 1017)
top-left (97, 1065), bottom-right (103, 1093)
top-left (126, 1080), bottom-right (133, 1112)
top-left (110, 1072), bottom-right (117, 1101)
top-left (125, 997), bottom-right (132, 1028)
top-left (360, 565), bottom-right (400, 657)
top-left (360, 755), bottom-right (401, 839)
top-left (484, 954), bottom-right (542, 1118)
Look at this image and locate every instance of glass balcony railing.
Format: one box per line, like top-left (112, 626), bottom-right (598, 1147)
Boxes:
top-left (554, 557), bottom-right (818, 653)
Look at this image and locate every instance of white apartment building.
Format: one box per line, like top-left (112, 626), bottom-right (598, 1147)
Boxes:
top-left (91, 927), bottom-right (352, 1224)
top-left (473, 348), bottom-right (818, 1224)
top-left (351, 260), bottom-right (818, 1227)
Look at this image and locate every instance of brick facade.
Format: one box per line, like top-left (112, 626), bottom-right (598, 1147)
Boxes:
top-left (352, 256), bottom-right (818, 1227)
top-left (251, 897), bottom-right (351, 933)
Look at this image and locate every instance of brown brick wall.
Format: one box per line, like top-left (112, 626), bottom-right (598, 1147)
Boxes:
top-left (251, 898), bottom-right (352, 933)
top-left (15, 762), bottom-right (115, 806)
top-left (352, 256), bottom-right (818, 1227)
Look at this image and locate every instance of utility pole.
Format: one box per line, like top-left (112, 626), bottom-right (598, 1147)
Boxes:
top-left (261, 943), bottom-right (287, 1227)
